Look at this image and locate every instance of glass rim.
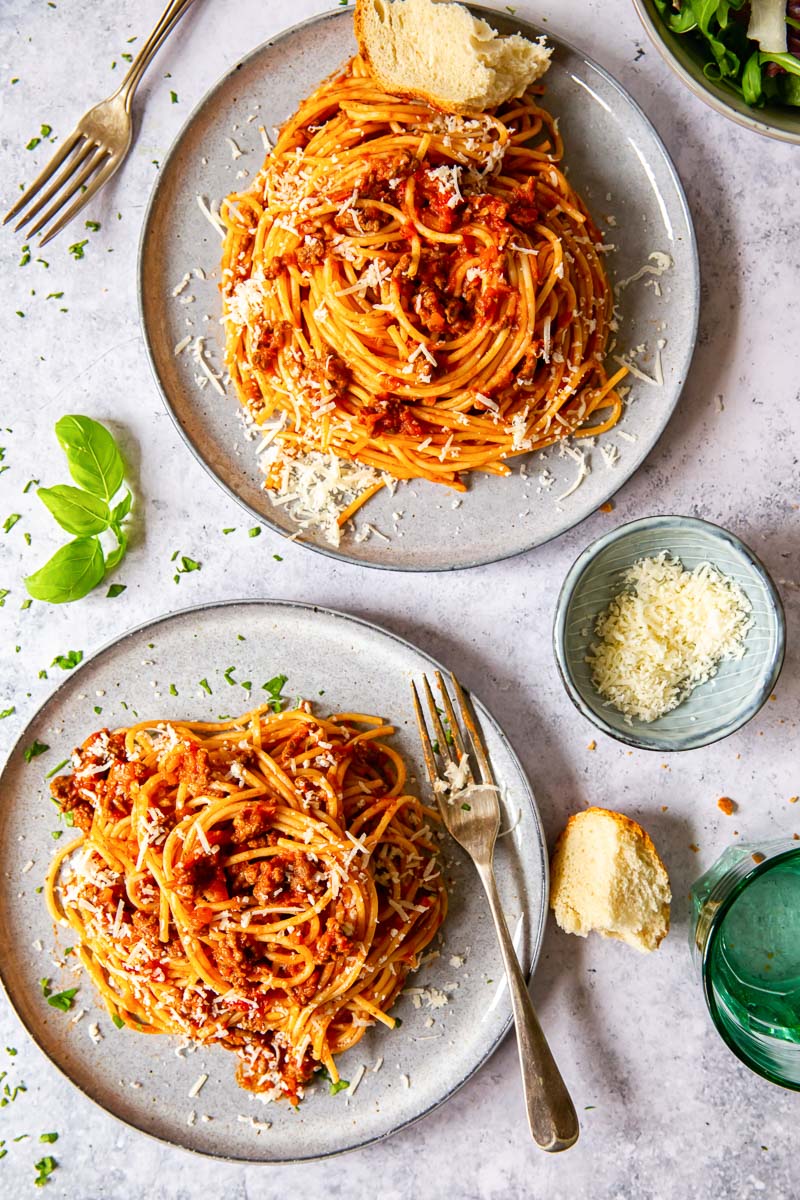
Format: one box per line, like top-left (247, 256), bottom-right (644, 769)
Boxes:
top-left (701, 845), bottom-right (800, 1091)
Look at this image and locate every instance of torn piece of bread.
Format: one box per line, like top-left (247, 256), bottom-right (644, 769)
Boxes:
top-left (354, 0), bottom-right (552, 113)
top-left (550, 807), bottom-right (671, 953)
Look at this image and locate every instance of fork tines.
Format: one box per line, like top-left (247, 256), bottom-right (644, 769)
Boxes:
top-left (4, 131), bottom-right (114, 245)
top-left (411, 670), bottom-right (496, 790)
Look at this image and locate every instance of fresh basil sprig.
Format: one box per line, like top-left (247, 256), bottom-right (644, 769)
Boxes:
top-left (24, 416), bottom-right (133, 605)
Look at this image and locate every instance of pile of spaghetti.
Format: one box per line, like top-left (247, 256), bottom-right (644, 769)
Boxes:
top-left (46, 702), bottom-right (446, 1103)
top-left (220, 54), bottom-right (626, 506)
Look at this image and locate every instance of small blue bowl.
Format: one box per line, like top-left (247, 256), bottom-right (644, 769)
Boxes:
top-left (553, 516), bottom-right (786, 752)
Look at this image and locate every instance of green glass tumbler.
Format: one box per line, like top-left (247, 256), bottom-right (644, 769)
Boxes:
top-left (690, 840), bottom-right (800, 1089)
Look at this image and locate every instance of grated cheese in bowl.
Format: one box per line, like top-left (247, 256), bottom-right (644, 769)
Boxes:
top-left (586, 553), bottom-right (753, 723)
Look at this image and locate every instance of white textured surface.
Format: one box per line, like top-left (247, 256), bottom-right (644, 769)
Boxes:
top-left (0, 1), bottom-right (798, 1196)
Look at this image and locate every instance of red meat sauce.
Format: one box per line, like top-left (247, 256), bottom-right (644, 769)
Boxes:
top-left (51, 733), bottom-right (381, 1002)
top-left (239, 146), bottom-right (542, 405)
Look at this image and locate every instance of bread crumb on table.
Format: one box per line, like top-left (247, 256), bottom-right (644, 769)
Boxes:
top-left (598, 502), bottom-right (614, 514)
top-left (689, 843), bottom-right (700, 853)
top-left (587, 740), bottom-right (596, 751)
top-left (789, 796), bottom-right (798, 805)
top-left (717, 796), bottom-right (736, 816)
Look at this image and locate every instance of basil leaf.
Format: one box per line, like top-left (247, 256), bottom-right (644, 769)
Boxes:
top-left (111, 490), bottom-right (132, 525)
top-left (54, 415), bottom-right (124, 501)
top-left (37, 485), bottom-right (109, 535)
top-left (104, 529), bottom-right (128, 573)
top-left (25, 537), bottom-right (105, 604)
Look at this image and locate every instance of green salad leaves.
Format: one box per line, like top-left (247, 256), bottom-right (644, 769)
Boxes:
top-left (25, 417), bottom-right (133, 604)
top-left (654, 0), bottom-right (800, 107)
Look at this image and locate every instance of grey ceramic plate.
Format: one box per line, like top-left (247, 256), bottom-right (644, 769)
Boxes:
top-left (139, 5), bottom-right (699, 572)
top-left (632, 0), bottom-right (800, 146)
top-left (553, 516), bottom-right (786, 751)
top-left (0, 601), bottom-right (546, 1162)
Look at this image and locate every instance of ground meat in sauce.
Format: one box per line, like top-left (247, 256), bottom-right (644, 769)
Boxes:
top-left (232, 802), bottom-right (277, 843)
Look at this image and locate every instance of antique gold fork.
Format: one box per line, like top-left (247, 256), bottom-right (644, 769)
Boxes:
top-left (4, 0), bottom-right (197, 245)
top-left (412, 670), bottom-right (579, 1152)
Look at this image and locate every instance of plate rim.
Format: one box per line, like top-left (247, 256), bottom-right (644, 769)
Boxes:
top-left (552, 514), bottom-right (787, 752)
top-left (137, 4), bottom-right (701, 573)
top-left (0, 597), bottom-right (548, 1164)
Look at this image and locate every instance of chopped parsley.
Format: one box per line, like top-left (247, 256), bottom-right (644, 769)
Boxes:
top-left (248, 526), bottom-right (261, 537)
top-left (198, 678), bottom-right (212, 695)
top-left (68, 240), bottom-right (88, 259)
top-left (174, 554), bottom-right (201, 582)
top-left (21, 598), bottom-right (32, 610)
top-left (44, 759), bottom-right (69, 779)
top-left (273, 554), bottom-right (283, 561)
top-left (111, 1014), bottom-right (125, 1029)
top-left (51, 649), bottom-right (83, 670)
top-left (329, 1078), bottom-right (349, 1094)
top-left (39, 1133), bottom-right (58, 1144)
top-left (34, 1155), bottom-right (57, 1187)
top-left (85, 220), bottom-right (101, 232)
top-left (4, 513), bottom-right (21, 533)
top-left (223, 666), bottom-right (237, 685)
top-left (0, 589), bottom-right (7, 606)
top-left (20, 245), bottom-right (31, 266)
top-left (46, 987), bottom-right (78, 1012)
top-left (106, 583), bottom-right (126, 598)
top-left (461, 803), bottom-right (471, 811)
top-left (262, 673), bottom-right (288, 712)
top-left (170, 90), bottom-right (178, 103)
top-left (169, 683), bottom-right (178, 696)
top-left (24, 740), bottom-right (49, 763)
top-left (222, 527), bottom-right (235, 534)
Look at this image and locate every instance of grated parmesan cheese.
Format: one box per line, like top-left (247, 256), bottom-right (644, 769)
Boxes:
top-left (587, 553), bottom-right (753, 723)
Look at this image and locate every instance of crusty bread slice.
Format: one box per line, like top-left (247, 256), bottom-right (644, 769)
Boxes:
top-left (354, 0), bottom-right (552, 113)
top-left (550, 807), bottom-right (671, 953)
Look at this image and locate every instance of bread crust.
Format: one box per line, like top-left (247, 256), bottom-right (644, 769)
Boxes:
top-left (354, 0), bottom-right (477, 114)
top-left (354, 0), bottom-right (548, 114)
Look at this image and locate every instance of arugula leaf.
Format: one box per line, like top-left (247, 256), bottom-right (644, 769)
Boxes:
top-left (742, 50), bottom-right (763, 105)
top-left (25, 537), bottom-right (105, 604)
top-left (51, 650), bottom-right (83, 670)
top-left (38, 484), bottom-right (109, 535)
top-left (54, 415), bottom-right (124, 500)
top-left (24, 740), bottom-right (49, 763)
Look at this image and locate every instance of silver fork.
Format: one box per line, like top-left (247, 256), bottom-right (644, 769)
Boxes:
top-left (4, 0), bottom-right (197, 245)
top-left (412, 670), bottom-right (579, 1152)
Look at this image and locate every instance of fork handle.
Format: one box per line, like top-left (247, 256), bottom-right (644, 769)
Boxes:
top-left (115, 0), bottom-right (198, 110)
top-left (477, 862), bottom-right (579, 1152)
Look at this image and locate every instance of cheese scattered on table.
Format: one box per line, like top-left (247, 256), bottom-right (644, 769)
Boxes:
top-left (586, 553), bottom-right (752, 723)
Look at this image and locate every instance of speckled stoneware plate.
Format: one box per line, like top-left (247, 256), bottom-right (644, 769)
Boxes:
top-left (138, 5), bottom-right (699, 571)
top-left (632, 0), bottom-right (800, 145)
top-left (0, 601), bottom-right (546, 1162)
top-left (553, 516), bottom-right (786, 752)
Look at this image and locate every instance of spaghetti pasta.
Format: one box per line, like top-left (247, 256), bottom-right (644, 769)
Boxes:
top-left (46, 702), bottom-right (446, 1104)
top-left (220, 54), bottom-right (626, 497)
